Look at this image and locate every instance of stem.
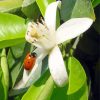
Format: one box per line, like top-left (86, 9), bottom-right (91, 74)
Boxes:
top-left (70, 37), bottom-right (80, 56)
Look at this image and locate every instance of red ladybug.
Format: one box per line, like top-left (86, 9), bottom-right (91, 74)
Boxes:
top-left (24, 52), bottom-right (37, 70)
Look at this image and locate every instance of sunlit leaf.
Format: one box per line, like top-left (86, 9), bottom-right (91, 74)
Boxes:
top-left (51, 82), bottom-right (88, 100)
top-left (67, 82), bottom-right (88, 100)
top-left (0, 0), bottom-right (23, 12)
top-left (67, 57), bottom-right (86, 94)
top-left (1, 49), bottom-right (9, 91)
top-left (37, 76), bottom-right (54, 100)
top-left (22, 0), bottom-right (35, 7)
top-left (0, 13), bottom-right (26, 48)
top-left (21, 71), bottom-right (54, 100)
top-left (36, 0), bottom-right (56, 16)
top-left (0, 67), bottom-right (7, 100)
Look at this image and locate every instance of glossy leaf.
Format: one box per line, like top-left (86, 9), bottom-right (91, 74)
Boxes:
top-left (37, 76), bottom-right (54, 100)
top-left (0, 0), bottom-right (23, 12)
top-left (22, 0), bottom-right (35, 7)
top-left (92, 0), bottom-right (100, 7)
top-left (0, 68), bottom-right (7, 100)
top-left (22, 0), bottom-right (41, 20)
top-left (61, 0), bottom-right (95, 21)
top-left (22, 70), bottom-right (51, 100)
top-left (0, 49), bottom-right (8, 100)
top-left (1, 49), bottom-right (9, 91)
top-left (0, 39), bottom-right (25, 49)
top-left (67, 57), bottom-right (86, 94)
top-left (51, 82), bottom-right (88, 100)
top-left (0, 13), bottom-right (26, 48)
top-left (67, 82), bottom-right (88, 100)
top-left (36, 0), bottom-right (56, 16)
top-left (51, 85), bottom-right (68, 100)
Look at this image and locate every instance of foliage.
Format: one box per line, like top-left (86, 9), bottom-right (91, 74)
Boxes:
top-left (0, 0), bottom-right (99, 100)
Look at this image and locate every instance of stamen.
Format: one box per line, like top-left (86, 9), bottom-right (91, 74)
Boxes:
top-left (32, 22), bottom-right (34, 25)
top-left (36, 19), bottom-right (39, 25)
top-left (32, 38), bottom-right (37, 43)
top-left (40, 17), bottom-right (45, 24)
top-left (30, 24), bottom-right (33, 28)
top-left (39, 17), bottom-right (48, 29)
top-left (27, 31), bottom-right (29, 35)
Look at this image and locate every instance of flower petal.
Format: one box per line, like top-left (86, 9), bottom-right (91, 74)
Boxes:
top-left (56, 18), bottom-right (93, 44)
top-left (14, 48), bottom-right (48, 89)
top-left (45, 1), bottom-right (61, 32)
top-left (23, 48), bottom-right (48, 87)
top-left (24, 59), bottom-right (42, 87)
top-left (49, 46), bottom-right (68, 87)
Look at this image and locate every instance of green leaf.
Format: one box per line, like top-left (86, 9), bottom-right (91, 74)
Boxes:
top-left (0, 13), bottom-right (26, 48)
top-left (1, 49), bottom-right (9, 92)
top-left (67, 82), bottom-right (88, 100)
top-left (36, 0), bottom-right (56, 16)
top-left (68, 82), bottom-right (88, 100)
top-left (0, 67), bottom-right (8, 100)
top-left (22, 0), bottom-right (35, 7)
top-left (8, 42), bottom-right (31, 88)
top-left (0, 0), bottom-right (23, 12)
top-left (0, 39), bottom-right (25, 49)
top-left (51, 82), bottom-right (88, 100)
top-left (51, 85), bottom-right (68, 100)
top-left (67, 57), bottom-right (86, 94)
top-left (22, 71), bottom-right (54, 100)
top-left (0, 70), bottom-right (7, 100)
top-left (92, 0), bottom-right (100, 7)
top-left (12, 92), bottom-right (25, 100)
top-left (22, 0), bottom-right (41, 20)
top-left (37, 76), bottom-right (54, 100)
top-left (61, 0), bottom-right (95, 21)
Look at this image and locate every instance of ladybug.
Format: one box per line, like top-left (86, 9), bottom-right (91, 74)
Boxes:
top-left (24, 52), bottom-right (37, 70)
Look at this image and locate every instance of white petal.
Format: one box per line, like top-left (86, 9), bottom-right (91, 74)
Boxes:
top-left (23, 48), bottom-right (48, 87)
top-left (45, 1), bottom-right (61, 32)
top-left (56, 18), bottom-right (93, 44)
top-left (13, 79), bottom-right (25, 89)
top-left (49, 46), bottom-right (68, 87)
top-left (25, 59), bottom-right (42, 87)
top-left (14, 48), bottom-right (48, 89)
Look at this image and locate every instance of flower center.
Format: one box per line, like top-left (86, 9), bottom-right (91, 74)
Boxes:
top-left (30, 23), bottom-right (44, 38)
top-left (26, 19), bottom-right (56, 50)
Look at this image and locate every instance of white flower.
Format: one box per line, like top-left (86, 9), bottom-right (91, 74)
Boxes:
top-left (14, 1), bottom-right (93, 89)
